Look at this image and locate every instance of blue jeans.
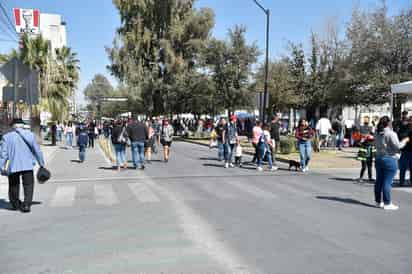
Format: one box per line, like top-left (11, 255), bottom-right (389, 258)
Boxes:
top-left (114, 143), bottom-right (126, 167)
top-left (375, 156), bottom-right (398, 205)
top-left (79, 146), bottom-right (86, 162)
top-left (298, 141), bottom-right (312, 169)
top-left (257, 143), bottom-right (272, 168)
top-left (66, 132), bottom-right (73, 147)
top-left (57, 130), bottom-right (62, 142)
top-left (336, 132), bottom-right (344, 149)
top-left (218, 140), bottom-right (224, 161)
top-left (131, 142), bottom-right (145, 168)
top-left (399, 151), bottom-right (412, 185)
top-left (223, 143), bottom-right (235, 164)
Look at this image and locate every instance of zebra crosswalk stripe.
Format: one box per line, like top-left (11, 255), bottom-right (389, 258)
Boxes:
top-left (0, 184), bottom-right (8, 199)
top-left (128, 183), bottom-right (161, 203)
top-left (94, 184), bottom-right (119, 206)
top-left (199, 183), bottom-right (237, 200)
top-left (50, 186), bottom-right (76, 207)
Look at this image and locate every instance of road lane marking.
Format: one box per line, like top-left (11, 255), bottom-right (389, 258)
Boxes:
top-left (199, 183), bottom-right (237, 200)
top-left (94, 184), bottom-right (119, 206)
top-left (0, 184), bottom-right (8, 199)
top-left (50, 186), bottom-right (76, 207)
top-left (226, 181), bottom-right (277, 199)
top-left (146, 178), bottom-right (259, 274)
top-left (128, 183), bottom-right (160, 203)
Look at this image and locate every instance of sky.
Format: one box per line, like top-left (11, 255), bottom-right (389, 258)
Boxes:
top-left (0, 0), bottom-right (410, 106)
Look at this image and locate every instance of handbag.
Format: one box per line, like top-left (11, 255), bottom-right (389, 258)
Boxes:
top-left (15, 130), bottom-right (51, 183)
top-left (1, 160), bottom-right (10, 176)
top-left (117, 127), bottom-right (128, 144)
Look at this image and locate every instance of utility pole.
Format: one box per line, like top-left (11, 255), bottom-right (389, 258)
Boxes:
top-left (253, 0), bottom-right (270, 122)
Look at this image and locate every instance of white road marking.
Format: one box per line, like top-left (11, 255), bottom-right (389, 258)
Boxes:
top-left (128, 183), bottom-right (160, 203)
top-left (395, 188), bottom-right (412, 193)
top-left (145, 177), bottom-right (259, 274)
top-left (0, 184), bottom-right (8, 199)
top-left (199, 183), bottom-right (237, 200)
top-left (50, 186), bottom-right (76, 207)
top-left (94, 184), bottom-right (119, 206)
top-left (226, 181), bottom-right (277, 199)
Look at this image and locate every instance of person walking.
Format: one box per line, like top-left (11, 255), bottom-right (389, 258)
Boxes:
top-left (252, 121), bottom-right (263, 164)
top-left (215, 118), bottom-right (225, 161)
top-left (56, 121), bottom-right (63, 143)
top-left (295, 119), bottom-right (314, 172)
top-left (65, 121), bottom-right (74, 149)
top-left (144, 121), bottom-right (155, 163)
top-left (375, 116), bottom-right (409, 210)
top-left (0, 119), bottom-right (45, 213)
top-left (357, 135), bottom-right (376, 182)
top-left (399, 117), bottom-right (412, 186)
top-left (87, 121), bottom-right (96, 148)
top-left (316, 115), bottom-right (332, 149)
top-left (126, 118), bottom-right (148, 170)
top-left (77, 124), bottom-right (89, 163)
top-left (160, 119), bottom-right (174, 163)
top-left (257, 124), bottom-right (276, 172)
top-left (223, 116), bottom-right (238, 168)
top-left (270, 115), bottom-right (281, 169)
top-left (332, 115), bottom-right (345, 150)
top-left (112, 120), bottom-right (128, 171)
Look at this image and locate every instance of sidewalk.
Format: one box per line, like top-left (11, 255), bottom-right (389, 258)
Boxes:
top-left (0, 143), bottom-right (59, 184)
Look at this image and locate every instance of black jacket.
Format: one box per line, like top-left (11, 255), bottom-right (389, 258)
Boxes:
top-left (126, 121), bottom-right (148, 142)
top-left (270, 122), bottom-right (281, 142)
top-left (111, 125), bottom-right (124, 144)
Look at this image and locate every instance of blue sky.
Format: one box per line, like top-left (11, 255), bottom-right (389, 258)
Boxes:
top-left (0, 0), bottom-right (410, 105)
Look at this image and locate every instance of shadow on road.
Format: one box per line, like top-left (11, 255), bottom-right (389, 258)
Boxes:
top-left (0, 199), bottom-right (42, 211)
top-left (316, 196), bottom-right (376, 208)
top-left (199, 157), bottom-right (220, 161)
top-left (70, 160), bottom-right (82, 163)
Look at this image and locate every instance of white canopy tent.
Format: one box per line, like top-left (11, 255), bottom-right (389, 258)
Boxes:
top-left (390, 81), bottom-right (412, 119)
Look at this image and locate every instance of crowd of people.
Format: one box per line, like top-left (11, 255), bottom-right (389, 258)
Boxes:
top-left (2, 111), bottom-right (412, 212)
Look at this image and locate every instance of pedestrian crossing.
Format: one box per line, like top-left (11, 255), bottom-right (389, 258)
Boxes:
top-left (1, 179), bottom-right (409, 209)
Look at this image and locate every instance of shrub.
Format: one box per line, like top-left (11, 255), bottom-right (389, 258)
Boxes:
top-left (279, 136), bottom-right (297, 154)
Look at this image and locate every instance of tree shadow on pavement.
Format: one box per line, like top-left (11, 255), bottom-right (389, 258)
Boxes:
top-left (70, 160), bottom-right (82, 163)
top-left (199, 157), bottom-right (220, 161)
top-left (330, 177), bottom-right (357, 182)
top-left (316, 196), bottom-right (376, 208)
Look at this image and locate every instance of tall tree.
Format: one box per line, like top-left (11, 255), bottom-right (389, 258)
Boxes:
top-left (107, 0), bottom-right (215, 116)
top-left (84, 74), bottom-right (114, 116)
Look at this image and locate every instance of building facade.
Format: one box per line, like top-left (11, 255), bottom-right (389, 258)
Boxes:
top-left (39, 13), bottom-right (67, 52)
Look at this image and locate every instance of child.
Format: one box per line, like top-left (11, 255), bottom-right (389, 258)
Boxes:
top-left (77, 124), bottom-right (89, 163)
top-left (357, 135), bottom-right (376, 182)
top-left (235, 140), bottom-right (243, 167)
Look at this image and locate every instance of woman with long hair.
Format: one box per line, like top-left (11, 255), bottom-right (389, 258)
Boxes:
top-left (144, 120), bottom-right (155, 163)
top-left (295, 119), bottom-right (314, 172)
top-left (65, 121), bottom-right (74, 149)
top-left (374, 116), bottom-right (409, 210)
top-left (111, 120), bottom-right (127, 171)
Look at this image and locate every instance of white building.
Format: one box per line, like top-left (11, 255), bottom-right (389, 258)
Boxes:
top-left (40, 13), bottom-right (67, 52)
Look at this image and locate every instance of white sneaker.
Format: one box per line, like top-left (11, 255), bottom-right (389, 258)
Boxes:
top-left (383, 203), bottom-right (399, 210)
top-left (301, 167), bottom-right (307, 173)
top-left (257, 166), bottom-right (263, 172)
top-left (229, 163), bottom-right (234, 168)
top-left (305, 167), bottom-right (309, 172)
top-left (271, 166), bottom-right (279, 171)
top-left (224, 163), bottom-right (229, 169)
top-left (376, 202), bottom-right (384, 208)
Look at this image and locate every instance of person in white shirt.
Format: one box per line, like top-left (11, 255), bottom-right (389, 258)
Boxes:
top-left (316, 116), bottom-right (332, 149)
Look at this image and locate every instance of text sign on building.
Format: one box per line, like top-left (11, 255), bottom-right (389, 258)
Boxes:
top-left (14, 8), bottom-right (40, 34)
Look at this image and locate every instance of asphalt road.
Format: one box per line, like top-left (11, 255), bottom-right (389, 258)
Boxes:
top-left (1, 141), bottom-right (412, 274)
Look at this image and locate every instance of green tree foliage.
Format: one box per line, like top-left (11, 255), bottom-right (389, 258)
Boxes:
top-left (107, 0), bottom-right (215, 116)
top-left (204, 26), bottom-right (259, 113)
top-left (84, 74), bottom-right (114, 116)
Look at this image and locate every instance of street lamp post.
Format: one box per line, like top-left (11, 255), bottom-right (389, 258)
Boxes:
top-left (253, 0), bottom-right (270, 123)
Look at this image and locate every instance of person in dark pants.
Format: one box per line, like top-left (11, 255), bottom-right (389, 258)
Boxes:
top-left (88, 121), bottom-right (96, 148)
top-left (270, 115), bottom-right (281, 169)
top-left (357, 135), bottom-right (376, 182)
top-left (51, 122), bottom-right (57, 146)
top-left (0, 119), bottom-right (45, 213)
top-left (398, 117), bottom-right (412, 186)
top-left (127, 118), bottom-right (148, 169)
top-left (77, 124), bottom-right (89, 163)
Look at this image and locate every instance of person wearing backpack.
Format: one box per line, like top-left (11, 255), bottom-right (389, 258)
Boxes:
top-left (77, 124), bottom-right (89, 163)
top-left (112, 120), bottom-right (128, 171)
top-left (0, 119), bottom-right (45, 213)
